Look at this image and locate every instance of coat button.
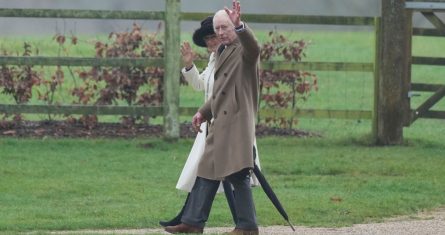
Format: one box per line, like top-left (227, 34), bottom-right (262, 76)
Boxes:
top-left (212, 95), bottom-right (215, 99)
top-left (221, 91), bottom-right (226, 95)
top-left (224, 73), bottom-right (228, 77)
top-left (223, 111), bottom-right (227, 115)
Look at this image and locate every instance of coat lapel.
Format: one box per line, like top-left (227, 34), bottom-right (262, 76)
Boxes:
top-left (215, 42), bottom-right (238, 74)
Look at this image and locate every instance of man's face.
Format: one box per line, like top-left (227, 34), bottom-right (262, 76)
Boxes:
top-left (213, 16), bottom-right (237, 45)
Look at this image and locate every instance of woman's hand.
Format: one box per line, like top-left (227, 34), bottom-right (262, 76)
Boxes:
top-left (180, 42), bottom-right (196, 69)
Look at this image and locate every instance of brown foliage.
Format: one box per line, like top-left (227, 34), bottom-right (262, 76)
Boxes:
top-left (70, 23), bottom-right (164, 127)
top-left (259, 31), bottom-right (318, 128)
top-left (0, 25), bottom-right (318, 130)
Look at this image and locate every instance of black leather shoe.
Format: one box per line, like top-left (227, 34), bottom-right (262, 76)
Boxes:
top-left (164, 223), bottom-right (203, 234)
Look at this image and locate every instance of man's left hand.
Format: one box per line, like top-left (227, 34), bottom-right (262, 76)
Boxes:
top-left (192, 112), bottom-right (205, 133)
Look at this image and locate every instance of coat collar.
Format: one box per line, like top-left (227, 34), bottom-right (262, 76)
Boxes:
top-left (215, 39), bottom-right (240, 74)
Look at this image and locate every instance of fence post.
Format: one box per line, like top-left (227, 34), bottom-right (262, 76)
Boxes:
top-left (372, 17), bottom-right (381, 142)
top-left (377, 0), bottom-right (411, 145)
top-left (403, 9), bottom-right (413, 128)
top-left (164, 0), bottom-right (181, 140)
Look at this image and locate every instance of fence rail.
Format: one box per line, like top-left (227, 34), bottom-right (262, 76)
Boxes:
top-left (0, 56), bottom-right (163, 67)
top-left (412, 56), bottom-right (445, 66)
top-left (0, 104), bottom-right (372, 120)
top-left (0, 2), bottom-right (379, 139)
top-left (413, 28), bottom-right (445, 36)
top-left (0, 56), bottom-right (374, 72)
top-left (0, 8), bottom-right (164, 20)
top-left (0, 104), bottom-right (164, 116)
top-left (0, 8), bottom-right (375, 26)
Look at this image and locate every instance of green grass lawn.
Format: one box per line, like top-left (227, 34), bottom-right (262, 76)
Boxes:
top-left (0, 118), bottom-right (444, 232)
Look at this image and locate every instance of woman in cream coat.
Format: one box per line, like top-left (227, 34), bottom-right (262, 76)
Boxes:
top-left (159, 16), bottom-right (260, 227)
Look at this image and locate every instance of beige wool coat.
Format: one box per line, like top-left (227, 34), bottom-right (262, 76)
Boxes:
top-left (197, 26), bottom-right (260, 180)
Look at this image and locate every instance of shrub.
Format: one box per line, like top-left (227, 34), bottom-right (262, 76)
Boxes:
top-left (0, 25), bottom-right (318, 130)
top-left (259, 31), bottom-right (318, 128)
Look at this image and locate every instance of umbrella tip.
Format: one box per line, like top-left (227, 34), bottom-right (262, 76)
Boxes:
top-left (287, 220), bottom-right (296, 232)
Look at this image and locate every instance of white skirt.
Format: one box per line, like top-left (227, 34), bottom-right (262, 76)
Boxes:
top-left (176, 122), bottom-right (261, 192)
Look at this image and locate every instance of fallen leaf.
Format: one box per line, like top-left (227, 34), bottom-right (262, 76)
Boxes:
top-left (330, 196), bottom-right (343, 203)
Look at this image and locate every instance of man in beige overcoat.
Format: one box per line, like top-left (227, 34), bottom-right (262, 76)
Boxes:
top-left (165, 1), bottom-right (260, 235)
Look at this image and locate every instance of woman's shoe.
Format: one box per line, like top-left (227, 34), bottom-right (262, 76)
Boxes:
top-left (159, 193), bottom-right (190, 227)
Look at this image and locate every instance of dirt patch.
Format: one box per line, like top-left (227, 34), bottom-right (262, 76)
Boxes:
top-left (0, 121), bottom-right (321, 138)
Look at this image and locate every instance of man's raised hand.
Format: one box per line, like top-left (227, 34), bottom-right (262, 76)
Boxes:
top-left (224, 0), bottom-right (241, 27)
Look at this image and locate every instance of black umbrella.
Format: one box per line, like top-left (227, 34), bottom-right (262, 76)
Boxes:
top-left (222, 180), bottom-right (238, 224)
top-left (252, 164), bottom-right (295, 231)
top-left (252, 146), bottom-right (295, 232)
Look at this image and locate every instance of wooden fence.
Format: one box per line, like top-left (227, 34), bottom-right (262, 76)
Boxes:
top-left (0, 0), bottom-right (378, 140)
top-left (374, 0), bottom-right (445, 144)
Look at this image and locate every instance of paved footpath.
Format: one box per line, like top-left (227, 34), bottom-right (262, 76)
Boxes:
top-left (30, 208), bottom-right (445, 235)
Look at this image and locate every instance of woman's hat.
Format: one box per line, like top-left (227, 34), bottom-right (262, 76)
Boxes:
top-left (192, 16), bottom-right (215, 47)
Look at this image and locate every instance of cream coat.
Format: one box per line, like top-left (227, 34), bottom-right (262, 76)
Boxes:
top-left (176, 52), bottom-right (260, 191)
top-left (198, 26), bottom-right (260, 180)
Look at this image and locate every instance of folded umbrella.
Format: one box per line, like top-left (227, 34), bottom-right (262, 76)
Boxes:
top-left (222, 180), bottom-right (238, 224)
top-left (253, 163), bottom-right (295, 231)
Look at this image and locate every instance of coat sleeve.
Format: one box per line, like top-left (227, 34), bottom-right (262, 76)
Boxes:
top-left (237, 24), bottom-right (260, 65)
top-left (181, 65), bottom-right (205, 91)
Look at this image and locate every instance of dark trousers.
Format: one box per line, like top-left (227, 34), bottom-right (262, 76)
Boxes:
top-left (181, 169), bottom-right (257, 230)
